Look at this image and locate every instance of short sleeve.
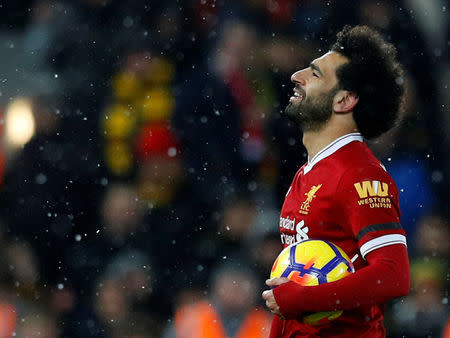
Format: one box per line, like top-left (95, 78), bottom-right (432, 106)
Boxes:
top-left (336, 164), bottom-right (407, 259)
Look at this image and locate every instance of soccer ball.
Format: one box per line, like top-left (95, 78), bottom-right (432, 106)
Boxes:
top-left (270, 239), bottom-right (355, 325)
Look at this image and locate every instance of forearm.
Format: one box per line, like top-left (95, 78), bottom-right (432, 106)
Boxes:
top-left (273, 245), bottom-right (410, 319)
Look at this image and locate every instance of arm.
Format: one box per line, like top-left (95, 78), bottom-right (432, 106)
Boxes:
top-left (262, 163), bottom-right (410, 321)
top-left (269, 243), bottom-right (410, 319)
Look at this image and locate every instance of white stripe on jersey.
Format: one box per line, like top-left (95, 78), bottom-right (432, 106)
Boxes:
top-left (304, 133), bottom-right (364, 174)
top-left (360, 234), bottom-right (407, 259)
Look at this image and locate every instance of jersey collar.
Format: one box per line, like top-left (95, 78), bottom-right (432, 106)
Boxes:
top-left (303, 132), bottom-right (364, 175)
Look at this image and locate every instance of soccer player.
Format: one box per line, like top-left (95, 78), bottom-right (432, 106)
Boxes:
top-left (262, 25), bottom-right (410, 337)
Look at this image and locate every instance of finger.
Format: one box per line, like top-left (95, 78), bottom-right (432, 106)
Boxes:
top-left (266, 277), bottom-right (290, 287)
top-left (266, 278), bottom-right (281, 287)
top-left (266, 300), bottom-right (281, 315)
top-left (266, 299), bottom-right (277, 313)
top-left (262, 290), bottom-right (272, 300)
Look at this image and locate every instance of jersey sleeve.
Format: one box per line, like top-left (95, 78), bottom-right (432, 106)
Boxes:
top-left (336, 164), bottom-right (407, 259)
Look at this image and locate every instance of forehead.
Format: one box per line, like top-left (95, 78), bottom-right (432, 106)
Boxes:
top-left (313, 51), bottom-right (349, 75)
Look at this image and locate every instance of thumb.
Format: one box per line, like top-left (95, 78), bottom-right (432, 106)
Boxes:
top-left (266, 277), bottom-right (290, 287)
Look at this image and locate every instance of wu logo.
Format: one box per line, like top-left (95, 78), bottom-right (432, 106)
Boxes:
top-left (299, 184), bottom-right (322, 215)
top-left (354, 181), bottom-right (388, 198)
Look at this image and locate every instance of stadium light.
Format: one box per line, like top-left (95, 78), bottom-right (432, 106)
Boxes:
top-left (5, 98), bottom-right (35, 147)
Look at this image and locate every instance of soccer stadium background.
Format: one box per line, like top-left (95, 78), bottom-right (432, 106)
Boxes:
top-left (0, 1), bottom-right (448, 337)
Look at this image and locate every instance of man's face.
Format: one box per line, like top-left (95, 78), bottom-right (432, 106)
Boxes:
top-left (285, 51), bottom-right (349, 131)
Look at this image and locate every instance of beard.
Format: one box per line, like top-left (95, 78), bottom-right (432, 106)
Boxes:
top-left (284, 87), bottom-right (338, 132)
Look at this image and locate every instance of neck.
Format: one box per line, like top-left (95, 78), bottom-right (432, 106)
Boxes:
top-left (302, 115), bottom-right (359, 161)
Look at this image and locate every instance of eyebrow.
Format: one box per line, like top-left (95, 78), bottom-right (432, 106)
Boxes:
top-left (310, 63), bottom-right (323, 76)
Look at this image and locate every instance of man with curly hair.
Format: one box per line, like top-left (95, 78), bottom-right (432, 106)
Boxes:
top-left (262, 25), bottom-right (410, 337)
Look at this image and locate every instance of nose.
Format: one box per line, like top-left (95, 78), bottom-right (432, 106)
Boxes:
top-left (291, 69), bottom-right (306, 86)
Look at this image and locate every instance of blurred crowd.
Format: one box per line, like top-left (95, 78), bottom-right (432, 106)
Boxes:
top-left (0, 0), bottom-right (448, 337)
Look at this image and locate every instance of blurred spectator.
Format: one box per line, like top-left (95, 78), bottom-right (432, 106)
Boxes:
top-left (250, 231), bottom-right (283, 295)
top-left (404, 0), bottom-right (448, 55)
top-left (0, 96), bottom-right (103, 286)
top-left (217, 195), bottom-right (257, 253)
top-left (219, 0), bottom-right (299, 32)
top-left (103, 250), bottom-right (155, 313)
top-left (15, 310), bottom-right (59, 338)
top-left (389, 258), bottom-right (448, 338)
top-left (102, 49), bottom-right (177, 178)
top-left (194, 193), bottom-right (260, 278)
top-left (173, 21), bottom-right (269, 204)
top-left (0, 243), bottom-right (21, 337)
top-left (358, 0), bottom-right (444, 208)
top-left (182, 192), bottom-right (281, 303)
top-left (384, 156), bottom-right (435, 246)
top-left (387, 212), bottom-right (449, 337)
top-left (0, 301), bottom-right (16, 337)
top-left (3, 242), bottom-right (40, 301)
top-left (135, 123), bottom-right (182, 208)
top-left (109, 319), bottom-right (155, 338)
top-left (368, 75), bottom-right (436, 247)
top-left (68, 249), bottom-right (159, 337)
top-left (414, 213), bottom-right (449, 259)
top-left (163, 261), bottom-right (272, 338)
top-left (46, 0), bottom-right (152, 124)
top-left (64, 183), bottom-right (146, 297)
top-left (0, 239), bottom-right (62, 337)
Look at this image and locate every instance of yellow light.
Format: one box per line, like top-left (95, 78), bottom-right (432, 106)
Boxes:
top-left (5, 98), bottom-right (35, 147)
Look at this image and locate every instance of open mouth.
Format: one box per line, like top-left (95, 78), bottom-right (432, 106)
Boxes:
top-left (290, 88), bottom-right (305, 103)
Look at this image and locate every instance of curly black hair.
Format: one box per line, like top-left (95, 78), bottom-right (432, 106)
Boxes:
top-left (331, 25), bottom-right (404, 139)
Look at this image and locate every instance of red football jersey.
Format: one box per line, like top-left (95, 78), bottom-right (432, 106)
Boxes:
top-left (277, 133), bottom-right (407, 337)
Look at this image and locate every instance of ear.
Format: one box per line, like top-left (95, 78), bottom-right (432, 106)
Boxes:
top-left (333, 90), bottom-right (359, 113)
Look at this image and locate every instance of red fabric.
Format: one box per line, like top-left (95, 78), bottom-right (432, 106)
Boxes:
top-left (0, 303), bottom-right (17, 337)
top-left (277, 140), bottom-right (404, 254)
top-left (223, 68), bottom-right (265, 160)
top-left (272, 244), bottom-right (410, 335)
top-left (269, 315), bottom-right (283, 338)
top-left (265, 0), bottom-right (295, 24)
top-left (194, 0), bottom-right (219, 30)
top-left (224, 69), bottom-right (254, 111)
top-left (334, 165), bottom-right (402, 251)
top-left (135, 122), bottom-right (179, 161)
top-left (444, 318), bottom-right (450, 338)
top-left (273, 137), bottom-right (409, 337)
